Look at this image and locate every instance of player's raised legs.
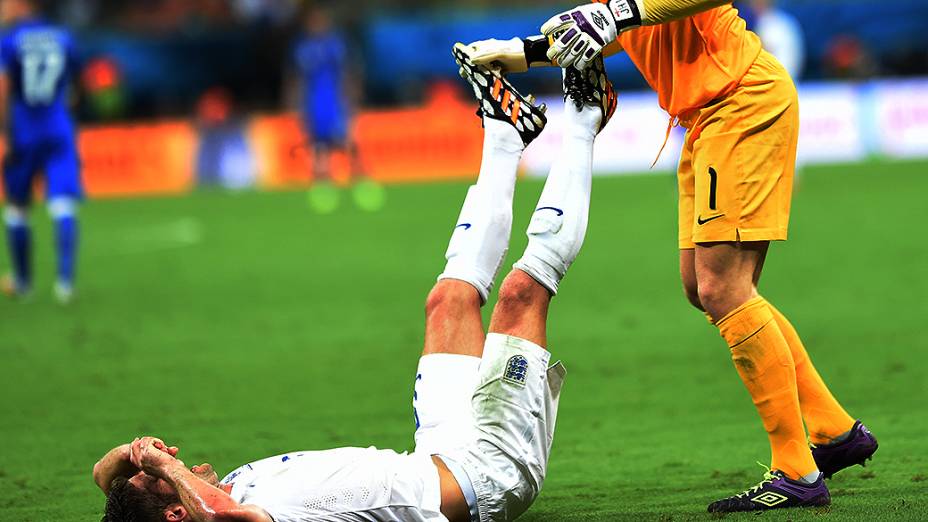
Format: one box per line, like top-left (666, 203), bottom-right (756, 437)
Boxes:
top-left (439, 62), bottom-right (613, 521)
top-left (414, 48), bottom-right (549, 520)
top-left (490, 56), bottom-right (615, 345)
top-left (457, 59), bottom-right (610, 521)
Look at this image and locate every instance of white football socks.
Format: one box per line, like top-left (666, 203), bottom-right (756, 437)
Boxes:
top-left (439, 117), bottom-right (524, 303)
top-left (513, 99), bottom-right (600, 295)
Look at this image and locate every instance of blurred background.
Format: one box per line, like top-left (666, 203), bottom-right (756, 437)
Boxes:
top-left (2, 0), bottom-right (926, 192)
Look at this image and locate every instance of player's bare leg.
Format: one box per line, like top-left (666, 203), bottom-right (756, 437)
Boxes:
top-left (694, 241), bottom-right (768, 319)
top-left (490, 58), bottom-right (614, 346)
top-left (429, 60), bottom-right (609, 522)
top-left (417, 45), bottom-right (548, 402)
top-left (415, 49), bottom-right (550, 521)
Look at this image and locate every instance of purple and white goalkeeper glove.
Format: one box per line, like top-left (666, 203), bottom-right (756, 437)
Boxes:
top-left (541, 0), bottom-right (644, 70)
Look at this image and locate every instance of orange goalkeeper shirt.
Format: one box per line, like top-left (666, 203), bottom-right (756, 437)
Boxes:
top-left (615, 4), bottom-right (762, 118)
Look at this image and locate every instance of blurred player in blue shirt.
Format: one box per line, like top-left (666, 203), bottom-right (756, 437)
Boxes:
top-left (293, 5), bottom-right (381, 213)
top-left (0, 0), bottom-right (80, 303)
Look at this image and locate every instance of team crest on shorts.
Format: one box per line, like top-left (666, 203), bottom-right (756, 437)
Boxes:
top-left (503, 355), bottom-right (528, 386)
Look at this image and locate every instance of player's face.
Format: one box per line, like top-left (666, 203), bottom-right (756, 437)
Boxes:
top-left (0, 0), bottom-right (12, 24)
top-left (0, 0), bottom-right (24, 24)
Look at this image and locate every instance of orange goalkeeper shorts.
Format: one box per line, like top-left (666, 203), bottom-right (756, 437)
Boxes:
top-left (677, 50), bottom-right (799, 249)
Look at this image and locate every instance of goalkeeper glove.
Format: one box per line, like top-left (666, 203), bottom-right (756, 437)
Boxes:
top-left (541, 0), bottom-right (645, 70)
top-left (457, 36), bottom-right (557, 74)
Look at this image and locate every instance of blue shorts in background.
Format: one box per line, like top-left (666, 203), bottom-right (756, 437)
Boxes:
top-left (3, 136), bottom-right (82, 205)
top-left (304, 110), bottom-right (348, 146)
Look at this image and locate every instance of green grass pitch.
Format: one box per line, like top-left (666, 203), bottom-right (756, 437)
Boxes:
top-left (1, 159), bottom-right (926, 521)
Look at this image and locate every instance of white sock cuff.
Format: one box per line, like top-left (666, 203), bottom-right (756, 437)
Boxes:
top-left (3, 206), bottom-right (28, 226)
top-left (512, 257), bottom-right (561, 295)
top-left (48, 198), bottom-right (78, 219)
top-left (436, 272), bottom-right (491, 304)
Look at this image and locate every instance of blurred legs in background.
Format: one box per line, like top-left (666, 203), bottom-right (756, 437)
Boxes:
top-left (307, 138), bottom-right (384, 214)
top-left (49, 198), bottom-right (80, 304)
top-left (2, 199), bottom-right (80, 304)
top-left (3, 205), bottom-right (32, 298)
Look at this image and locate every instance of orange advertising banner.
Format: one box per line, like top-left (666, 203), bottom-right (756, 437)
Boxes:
top-left (0, 121), bottom-right (197, 199)
top-left (250, 90), bottom-right (485, 187)
top-left (1, 92), bottom-right (486, 199)
top-left (78, 122), bottom-right (197, 197)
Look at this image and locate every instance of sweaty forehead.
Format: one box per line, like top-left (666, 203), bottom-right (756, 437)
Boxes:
top-left (128, 472), bottom-right (159, 491)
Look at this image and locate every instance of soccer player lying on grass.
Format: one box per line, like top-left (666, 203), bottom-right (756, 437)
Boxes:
top-left (457, 0), bottom-right (879, 513)
top-left (92, 52), bottom-right (614, 522)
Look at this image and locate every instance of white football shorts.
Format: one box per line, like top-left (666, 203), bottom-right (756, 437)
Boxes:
top-left (413, 333), bottom-right (566, 522)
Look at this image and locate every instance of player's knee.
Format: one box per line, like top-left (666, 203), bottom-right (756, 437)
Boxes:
top-left (683, 283), bottom-right (703, 310)
top-left (425, 281), bottom-right (480, 319)
top-left (680, 272), bottom-right (702, 310)
top-left (496, 271), bottom-right (545, 316)
top-left (695, 275), bottom-right (738, 317)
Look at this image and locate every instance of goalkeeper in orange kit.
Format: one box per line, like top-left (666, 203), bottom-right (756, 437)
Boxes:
top-left (458, 0), bottom-right (878, 513)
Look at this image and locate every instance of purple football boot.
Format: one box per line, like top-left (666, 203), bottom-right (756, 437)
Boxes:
top-left (707, 470), bottom-right (831, 513)
top-left (812, 420), bottom-right (879, 479)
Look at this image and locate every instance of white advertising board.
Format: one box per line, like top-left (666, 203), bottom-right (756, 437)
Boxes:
top-left (519, 78), bottom-right (928, 177)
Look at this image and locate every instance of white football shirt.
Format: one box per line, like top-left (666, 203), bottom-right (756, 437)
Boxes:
top-left (220, 446), bottom-right (447, 522)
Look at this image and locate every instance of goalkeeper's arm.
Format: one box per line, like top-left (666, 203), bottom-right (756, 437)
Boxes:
top-left (460, 35), bottom-right (622, 73)
top-left (637, 0), bottom-right (732, 25)
top-left (465, 0), bottom-right (727, 72)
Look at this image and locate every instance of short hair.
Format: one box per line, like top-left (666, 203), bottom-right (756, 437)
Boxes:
top-left (102, 477), bottom-right (175, 522)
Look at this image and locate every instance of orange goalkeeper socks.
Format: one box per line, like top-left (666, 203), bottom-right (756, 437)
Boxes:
top-left (717, 297), bottom-right (818, 480)
top-left (767, 302), bottom-right (856, 445)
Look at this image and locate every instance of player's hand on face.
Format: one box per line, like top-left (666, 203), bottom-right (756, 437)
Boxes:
top-left (541, 3), bottom-right (618, 70)
top-left (130, 437), bottom-right (181, 473)
top-left (192, 463), bottom-right (220, 486)
top-left (457, 38), bottom-right (529, 74)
